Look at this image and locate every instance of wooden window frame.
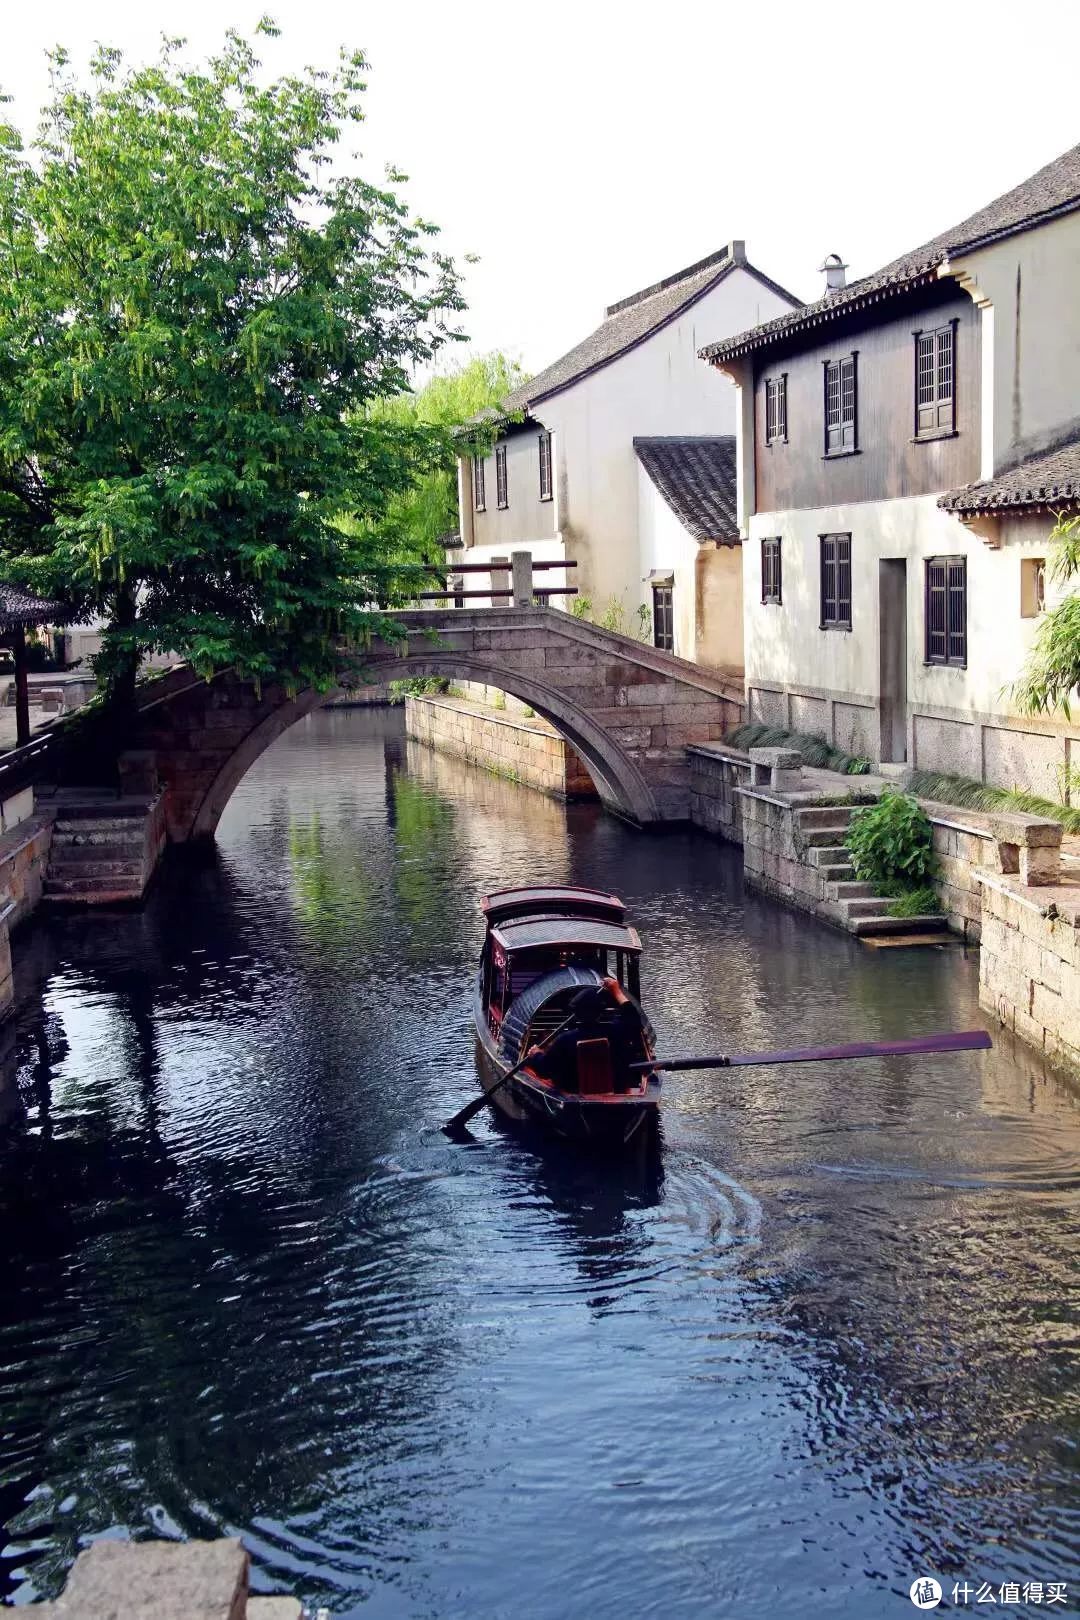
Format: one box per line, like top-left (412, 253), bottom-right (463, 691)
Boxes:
top-left (913, 320), bottom-right (958, 440)
top-left (924, 555), bottom-right (967, 667)
top-left (472, 454), bottom-right (486, 512)
top-left (761, 536), bottom-right (782, 604)
top-left (495, 443), bottom-right (509, 510)
top-left (538, 430), bottom-right (553, 501)
top-left (823, 353), bottom-right (858, 456)
top-left (765, 374), bottom-right (788, 446)
top-left (819, 533), bottom-right (852, 630)
top-left (652, 584), bottom-right (674, 652)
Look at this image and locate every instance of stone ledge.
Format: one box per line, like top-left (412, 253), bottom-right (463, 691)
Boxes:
top-left (974, 868), bottom-right (1080, 926)
top-left (34, 1537), bottom-right (250, 1618)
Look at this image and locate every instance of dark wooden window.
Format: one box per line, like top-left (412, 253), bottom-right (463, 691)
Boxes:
top-left (652, 585), bottom-right (674, 651)
top-left (925, 556), bottom-right (967, 666)
top-left (765, 375), bottom-right (787, 445)
top-left (472, 455), bottom-right (486, 512)
top-left (538, 431), bottom-right (553, 501)
top-left (761, 537), bottom-right (782, 604)
top-left (824, 354), bottom-right (858, 454)
top-left (820, 533), bottom-right (852, 629)
top-left (495, 443), bottom-right (508, 509)
top-left (914, 322), bottom-right (957, 436)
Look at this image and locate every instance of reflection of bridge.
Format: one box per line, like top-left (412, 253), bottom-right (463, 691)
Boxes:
top-left (0, 605), bottom-right (744, 841)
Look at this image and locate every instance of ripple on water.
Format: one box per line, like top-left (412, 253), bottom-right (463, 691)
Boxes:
top-left (2, 708), bottom-right (1080, 1617)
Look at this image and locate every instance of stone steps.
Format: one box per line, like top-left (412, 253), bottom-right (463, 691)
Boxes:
top-left (848, 911), bottom-right (949, 937)
top-left (808, 844), bottom-right (852, 869)
top-left (799, 825), bottom-right (854, 848)
top-left (41, 796), bottom-right (164, 906)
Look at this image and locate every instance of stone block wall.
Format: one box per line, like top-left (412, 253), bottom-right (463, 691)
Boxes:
top-left (738, 790), bottom-right (828, 914)
top-left (0, 812), bottom-right (54, 929)
top-left (688, 745), bottom-right (749, 844)
top-left (978, 875), bottom-right (1080, 1077)
top-left (405, 694), bottom-right (598, 800)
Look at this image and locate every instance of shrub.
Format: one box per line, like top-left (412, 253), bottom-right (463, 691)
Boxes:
top-left (570, 596), bottom-right (593, 621)
top-left (846, 791), bottom-right (936, 889)
top-left (387, 676), bottom-right (450, 704)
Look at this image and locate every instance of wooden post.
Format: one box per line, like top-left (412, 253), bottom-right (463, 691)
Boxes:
top-left (12, 627), bottom-right (29, 749)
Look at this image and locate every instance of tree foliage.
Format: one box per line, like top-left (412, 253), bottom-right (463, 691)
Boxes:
top-left (0, 22), bottom-right (467, 712)
top-left (363, 351), bottom-right (525, 563)
top-left (1013, 514), bottom-right (1080, 720)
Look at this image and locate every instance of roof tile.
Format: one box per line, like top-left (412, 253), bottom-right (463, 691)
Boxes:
top-left (634, 436), bottom-right (738, 543)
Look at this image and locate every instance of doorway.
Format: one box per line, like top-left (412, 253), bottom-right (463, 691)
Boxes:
top-left (878, 560), bottom-right (907, 764)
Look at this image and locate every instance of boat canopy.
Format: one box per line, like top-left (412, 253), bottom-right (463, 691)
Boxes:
top-left (491, 916), bottom-right (642, 955)
top-left (498, 965), bottom-right (604, 1062)
top-left (481, 885), bottom-right (625, 926)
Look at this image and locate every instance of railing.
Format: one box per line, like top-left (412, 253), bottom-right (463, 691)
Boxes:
top-left (0, 729), bottom-right (57, 800)
top-left (414, 552), bottom-right (578, 607)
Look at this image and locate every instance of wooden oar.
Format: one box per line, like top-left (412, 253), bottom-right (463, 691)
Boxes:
top-left (443, 986), bottom-right (603, 1135)
top-left (629, 1028), bottom-right (992, 1075)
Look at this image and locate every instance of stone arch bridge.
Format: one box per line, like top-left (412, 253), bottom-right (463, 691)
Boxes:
top-left (66, 608), bottom-right (745, 841)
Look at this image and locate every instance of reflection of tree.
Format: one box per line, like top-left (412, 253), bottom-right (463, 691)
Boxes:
top-left (389, 768), bottom-right (459, 944)
top-left (288, 812), bottom-right (373, 948)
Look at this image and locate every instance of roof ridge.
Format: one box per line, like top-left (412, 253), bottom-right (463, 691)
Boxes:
top-left (701, 141), bottom-right (1080, 365)
top-left (632, 433), bottom-right (735, 445)
top-left (605, 245), bottom-right (735, 317)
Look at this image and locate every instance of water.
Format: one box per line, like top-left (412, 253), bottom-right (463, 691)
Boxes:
top-left (1, 708), bottom-right (1078, 1618)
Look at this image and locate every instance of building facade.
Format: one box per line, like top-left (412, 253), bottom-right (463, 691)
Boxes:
top-left (702, 145), bottom-right (1080, 794)
top-left (455, 241), bottom-right (800, 671)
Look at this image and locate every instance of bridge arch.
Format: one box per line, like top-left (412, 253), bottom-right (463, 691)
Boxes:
top-left (188, 654), bottom-right (660, 840)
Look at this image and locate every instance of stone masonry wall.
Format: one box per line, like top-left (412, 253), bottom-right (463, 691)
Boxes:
top-left (978, 873), bottom-right (1080, 1077)
top-left (405, 694), bottom-right (598, 800)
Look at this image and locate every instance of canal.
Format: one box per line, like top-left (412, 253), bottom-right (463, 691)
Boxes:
top-left (0, 707), bottom-right (1078, 1617)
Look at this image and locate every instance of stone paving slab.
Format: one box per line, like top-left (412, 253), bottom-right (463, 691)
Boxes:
top-left (34, 1537), bottom-right (249, 1619)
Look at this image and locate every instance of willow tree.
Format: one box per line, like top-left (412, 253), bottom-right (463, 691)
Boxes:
top-left (0, 23), bottom-right (466, 721)
top-left (1014, 515), bottom-right (1080, 722)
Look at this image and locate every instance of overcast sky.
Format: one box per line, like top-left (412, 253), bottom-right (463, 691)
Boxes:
top-left (5, 0), bottom-right (1080, 380)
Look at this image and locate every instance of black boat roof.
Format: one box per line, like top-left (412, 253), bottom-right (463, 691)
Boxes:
top-left (491, 916), bottom-right (642, 955)
top-left (481, 885), bottom-right (626, 925)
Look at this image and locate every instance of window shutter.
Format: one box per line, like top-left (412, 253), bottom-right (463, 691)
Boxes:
top-left (947, 557), bottom-right (966, 664)
top-left (937, 326), bottom-right (954, 430)
top-left (837, 535), bottom-right (851, 625)
top-left (779, 374), bottom-right (787, 441)
top-left (926, 559), bottom-right (947, 662)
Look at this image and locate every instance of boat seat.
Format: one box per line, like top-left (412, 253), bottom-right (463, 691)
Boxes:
top-left (576, 1037), bottom-right (614, 1096)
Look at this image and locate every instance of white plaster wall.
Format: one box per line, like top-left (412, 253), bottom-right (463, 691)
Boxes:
top-left (531, 266), bottom-right (796, 624)
top-left (949, 210), bottom-right (1080, 473)
top-left (466, 427), bottom-right (558, 552)
top-left (636, 465), bottom-right (698, 655)
top-left (745, 495), bottom-right (1060, 724)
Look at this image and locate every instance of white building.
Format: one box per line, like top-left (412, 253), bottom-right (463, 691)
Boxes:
top-left (702, 144), bottom-right (1080, 795)
top-left (455, 241), bottom-right (800, 670)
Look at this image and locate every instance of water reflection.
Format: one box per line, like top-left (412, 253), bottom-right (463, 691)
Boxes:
top-left (0, 707), bottom-right (1077, 1617)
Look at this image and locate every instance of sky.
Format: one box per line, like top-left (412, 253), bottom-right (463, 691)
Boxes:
top-left (4, 0), bottom-right (1080, 381)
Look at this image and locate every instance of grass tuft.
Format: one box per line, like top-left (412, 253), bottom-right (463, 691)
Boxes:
top-left (905, 769), bottom-right (1080, 835)
top-left (725, 722), bottom-right (873, 776)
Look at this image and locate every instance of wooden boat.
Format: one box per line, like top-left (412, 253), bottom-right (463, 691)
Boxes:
top-left (474, 885), bottom-right (662, 1148)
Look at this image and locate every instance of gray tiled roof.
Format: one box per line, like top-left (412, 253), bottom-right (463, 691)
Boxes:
top-left (0, 585), bottom-right (60, 633)
top-left (939, 436), bottom-right (1080, 515)
top-left (634, 436), bottom-right (738, 543)
top-left (501, 248), bottom-right (801, 411)
top-left (701, 143), bottom-right (1080, 365)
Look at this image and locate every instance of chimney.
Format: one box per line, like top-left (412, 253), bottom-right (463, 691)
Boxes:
top-left (819, 253), bottom-right (848, 293)
top-left (727, 239), bottom-right (746, 266)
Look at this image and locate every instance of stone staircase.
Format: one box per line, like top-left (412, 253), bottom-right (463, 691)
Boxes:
top-left (41, 792), bottom-right (167, 905)
top-left (796, 805), bottom-right (948, 937)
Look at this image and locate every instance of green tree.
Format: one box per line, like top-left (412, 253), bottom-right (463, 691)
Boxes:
top-left (1014, 514), bottom-right (1080, 720)
top-left (364, 351), bottom-right (526, 562)
top-left (0, 22), bottom-right (466, 721)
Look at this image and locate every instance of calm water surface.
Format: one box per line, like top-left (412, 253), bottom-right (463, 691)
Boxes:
top-left (0, 708), bottom-right (1078, 1618)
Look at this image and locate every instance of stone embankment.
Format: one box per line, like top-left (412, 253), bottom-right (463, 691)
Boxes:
top-left (31, 1537), bottom-right (305, 1617)
top-left (405, 691), bottom-right (597, 799)
top-left (687, 739), bottom-right (1080, 1079)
